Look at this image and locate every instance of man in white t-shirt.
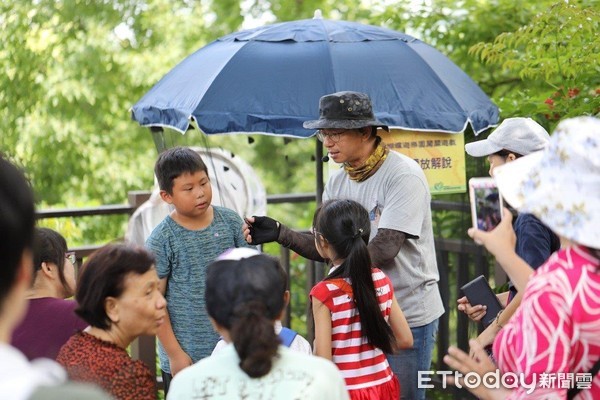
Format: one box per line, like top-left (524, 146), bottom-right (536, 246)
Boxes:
top-left (243, 91), bottom-right (444, 400)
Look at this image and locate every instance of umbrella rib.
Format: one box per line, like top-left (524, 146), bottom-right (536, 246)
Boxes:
top-left (317, 19), bottom-right (340, 92)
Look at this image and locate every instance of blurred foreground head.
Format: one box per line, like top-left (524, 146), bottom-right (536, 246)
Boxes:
top-left (0, 156), bottom-right (35, 311)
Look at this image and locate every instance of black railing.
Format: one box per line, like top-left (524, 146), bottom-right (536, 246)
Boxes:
top-left (36, 192), bottom-right (499, 398)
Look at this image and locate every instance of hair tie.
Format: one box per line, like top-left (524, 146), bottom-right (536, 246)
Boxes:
top-left (353, 228), bottom-right (364, 239)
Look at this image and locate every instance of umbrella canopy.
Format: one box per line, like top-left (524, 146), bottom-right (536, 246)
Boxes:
top-left (131, 17), bottom-right (498, 138)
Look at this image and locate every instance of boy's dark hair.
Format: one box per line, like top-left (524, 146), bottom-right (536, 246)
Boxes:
top-left (75, 244), bottom-right (155, 329)
top-left (0, 156), bottom-right (35, 309)
top-left (206, 254), bottom-right (285, 378)
top-left (154, 147), bottom-right (208, 194)
top-left (33, 227), bottom-right (70, 293)
top-left (313, 199), bottom-right (396, 354)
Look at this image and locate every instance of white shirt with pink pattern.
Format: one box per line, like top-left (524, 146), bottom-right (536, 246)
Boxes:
top-left (494, 245), bottom-right (600, 399)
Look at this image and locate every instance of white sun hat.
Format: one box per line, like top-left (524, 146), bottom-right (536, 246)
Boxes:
top-left (465, 117), bottom-right (550, 157)
top-left (494, 116), bottom-right (600, 249)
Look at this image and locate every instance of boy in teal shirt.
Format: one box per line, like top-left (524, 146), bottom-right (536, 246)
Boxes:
top-left (145, 147), bottom-right (252, 394)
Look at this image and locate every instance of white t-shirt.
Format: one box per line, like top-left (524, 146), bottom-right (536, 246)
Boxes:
top-left (324, 150), bottom-right (444, 327)
top-left (211, 321), bottom-right (312, 355)
top-left (168, 344), bottom-right (349, 400)
top-left (0, 343), bottom-right (65, 400)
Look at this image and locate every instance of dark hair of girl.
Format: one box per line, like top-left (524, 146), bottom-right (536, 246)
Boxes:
top-left (205, 253), bottom-right (285, 378)
top-left (33, 228), bottom-right (70, 293)
top-left (313, 199), bottom-right (396, 353)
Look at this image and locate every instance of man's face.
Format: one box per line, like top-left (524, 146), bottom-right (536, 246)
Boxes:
top-left (319, 128), bottom-right (369, 167)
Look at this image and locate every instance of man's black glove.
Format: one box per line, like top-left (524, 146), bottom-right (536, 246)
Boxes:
top-left (248, 216), bottom-right (280, 245)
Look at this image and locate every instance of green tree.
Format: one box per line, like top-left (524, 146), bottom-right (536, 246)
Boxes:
top-left (469, 1), bottom-right (600, 128)
top-left (0, 0), bottom-right (253, 243)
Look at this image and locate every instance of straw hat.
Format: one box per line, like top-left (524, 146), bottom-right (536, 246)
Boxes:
top-left (494, 116), bottom-right (600, 249)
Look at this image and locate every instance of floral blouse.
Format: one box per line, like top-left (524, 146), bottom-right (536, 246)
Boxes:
top-left (494, 246), bottom-right (600, 399)
top-left (57, 332), bottom-right (156, 400)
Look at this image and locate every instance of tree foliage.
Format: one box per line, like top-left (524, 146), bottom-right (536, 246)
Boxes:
top-left (2, 1), bottom-right (174, 204)
top-left (469, 1), bottom-right (600, 127)
top-left (0, 0), bottom-right (250, 243)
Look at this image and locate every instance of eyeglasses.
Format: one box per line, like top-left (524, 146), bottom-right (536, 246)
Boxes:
top-left (65, 252), bottom-right (77, 265)
top-left (316, 129), bottom-right (352, 143)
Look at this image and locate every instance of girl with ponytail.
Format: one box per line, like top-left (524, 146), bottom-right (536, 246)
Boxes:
top-left (310, 199), bottom-right (413, 400)
top-left (167, 248), bottom-right (349, 400)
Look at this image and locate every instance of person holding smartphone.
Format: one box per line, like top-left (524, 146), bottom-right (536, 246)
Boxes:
top-left (457, 117), bottom-right (560, 350)
top-left (445, 116), bottom-right (600, 399)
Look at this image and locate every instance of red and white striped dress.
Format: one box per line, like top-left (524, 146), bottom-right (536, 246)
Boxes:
top-left (310, 267), bottom-right (399, 400)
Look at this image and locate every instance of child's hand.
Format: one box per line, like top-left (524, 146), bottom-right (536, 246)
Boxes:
top-left (457, 296), bottom-right (487, 321)
top-left (244, 216), bottom-right (280, 245)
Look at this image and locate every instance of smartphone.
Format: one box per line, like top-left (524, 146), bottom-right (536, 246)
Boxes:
top-left (469, 177), bottom-right (503, 232)
top-left (460, 275), bottom-right (504, 328)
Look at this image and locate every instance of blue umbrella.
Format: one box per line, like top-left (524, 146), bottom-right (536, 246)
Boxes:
top-left (131, 17), bottom-right (498, 138)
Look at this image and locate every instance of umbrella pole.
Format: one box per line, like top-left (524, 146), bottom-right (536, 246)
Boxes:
top-left (313, 139), bottom-right (327, 303)
top-left (150, 127), bottom-right (167, 153)
top-left (315, 139), bottom-right (324, 206)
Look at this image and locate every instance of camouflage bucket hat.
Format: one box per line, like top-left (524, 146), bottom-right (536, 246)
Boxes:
top-left (303, 91), bottom-right (389, 131)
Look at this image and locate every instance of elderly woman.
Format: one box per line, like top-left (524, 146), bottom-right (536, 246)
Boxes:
top-left (57, 243), bottom-right (166, 400)
top-left (445, 117), bottom-right (600, 399)
top-left (12, 228), bottom-right (88, 360)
